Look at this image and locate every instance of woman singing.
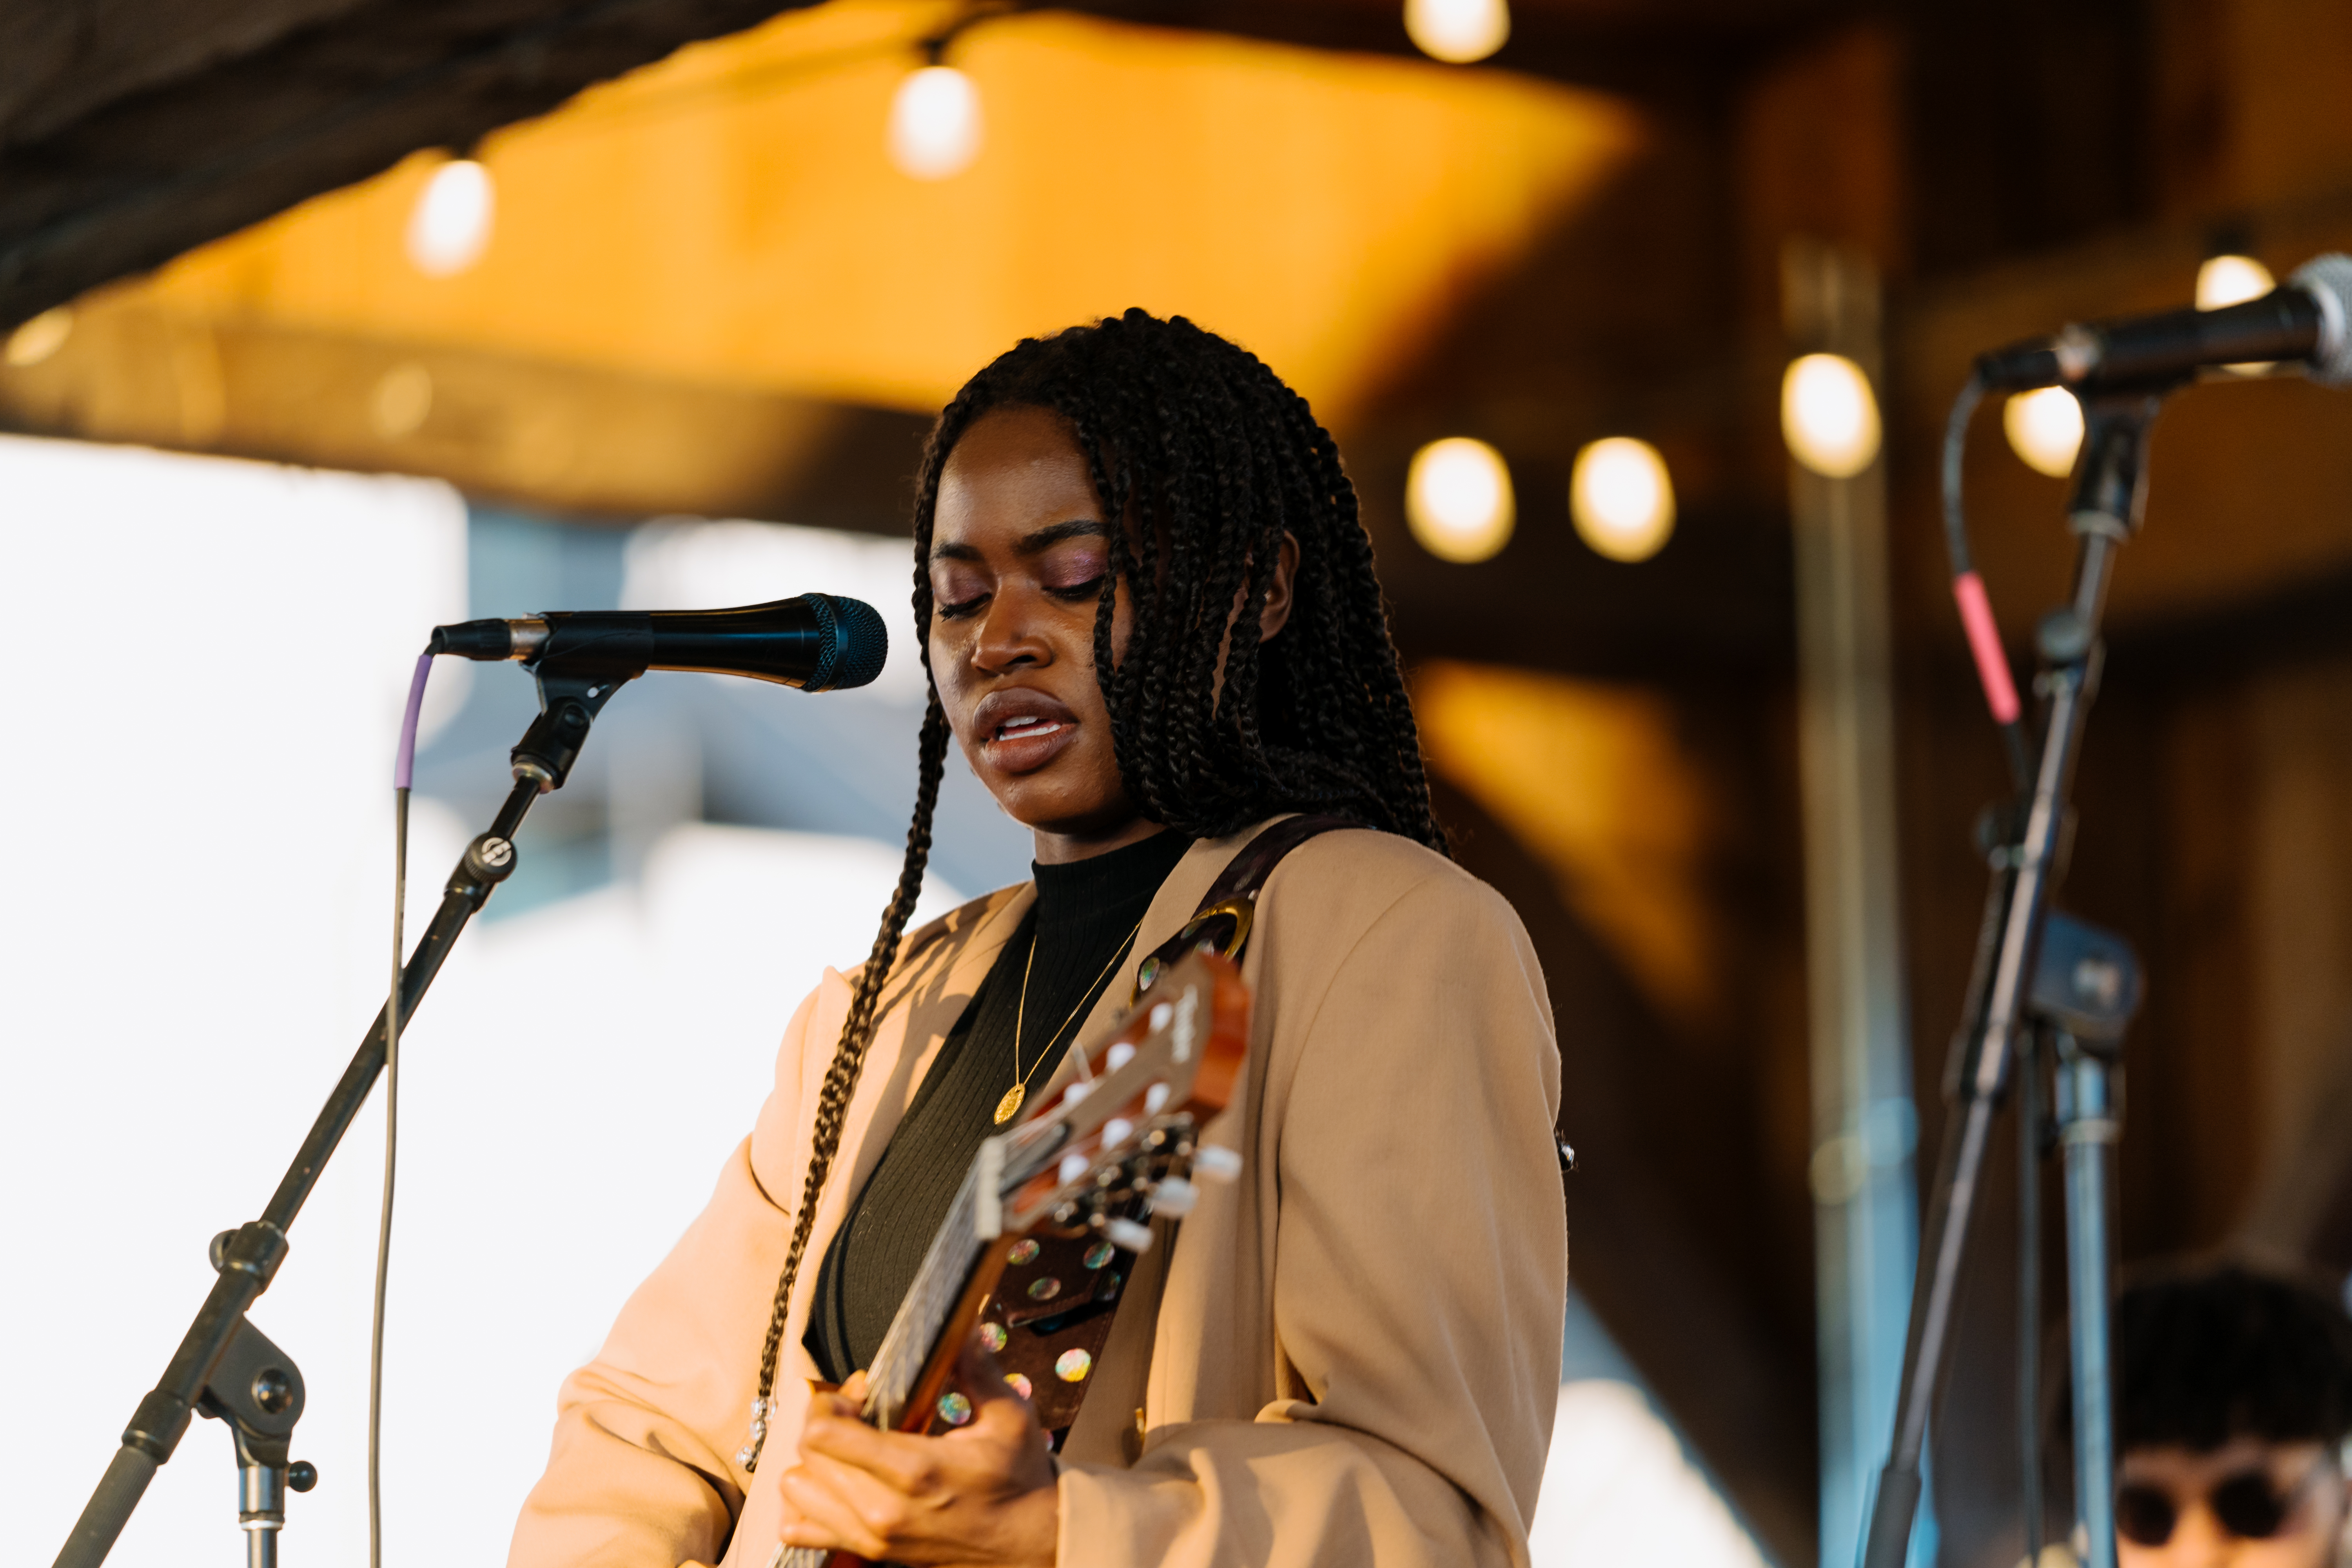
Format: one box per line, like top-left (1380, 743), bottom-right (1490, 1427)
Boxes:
top-left (510, 310), bottom-right (1566, 1567)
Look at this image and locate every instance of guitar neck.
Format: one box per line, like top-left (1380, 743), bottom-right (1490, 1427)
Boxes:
top-left (861, 1162), bottom-right (989, 1429)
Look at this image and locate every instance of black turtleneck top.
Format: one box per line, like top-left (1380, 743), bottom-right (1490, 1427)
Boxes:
top-left (804, 828), bottom-right (1194, 1384)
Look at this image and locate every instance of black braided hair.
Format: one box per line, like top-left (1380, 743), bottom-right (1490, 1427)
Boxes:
top-left (2112, 1261), bottom-right (2352, 1452)
top-left (929, 309), bottom-right (1443, 847)
top-left (739, 310), bottom-right (1438, 1467)
top-left (738, 695), bottom-right (947, 1470)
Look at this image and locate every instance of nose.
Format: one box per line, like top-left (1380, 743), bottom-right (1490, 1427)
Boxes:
top-left (971, 584), bottom-right (1053, 675)
top-left (2163, 1501), bottom-right (2230, 1568)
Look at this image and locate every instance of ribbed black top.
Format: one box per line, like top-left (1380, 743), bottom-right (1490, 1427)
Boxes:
top-left (804, 829), bottom-right (1194, 1383)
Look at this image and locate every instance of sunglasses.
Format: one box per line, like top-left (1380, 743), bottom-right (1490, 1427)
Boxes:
top-left (2115, 1463), bottom-right (2321, 1547)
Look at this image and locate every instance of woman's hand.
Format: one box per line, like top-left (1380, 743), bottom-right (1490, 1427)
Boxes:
top-left (775, 1337), bottom-right (1058, 1567)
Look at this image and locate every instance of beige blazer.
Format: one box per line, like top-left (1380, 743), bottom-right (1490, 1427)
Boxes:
top-left (509, 820), bottom-right (1566, 1568)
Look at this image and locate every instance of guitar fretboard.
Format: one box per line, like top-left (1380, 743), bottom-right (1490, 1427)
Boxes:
top-left (864, 1160), bottom-right (985, 1426)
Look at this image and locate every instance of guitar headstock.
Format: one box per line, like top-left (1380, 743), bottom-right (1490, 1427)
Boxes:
top-left (980, 948), bottom-right (1250, 1244)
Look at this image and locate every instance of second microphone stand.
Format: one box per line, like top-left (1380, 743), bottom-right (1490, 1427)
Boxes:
top-left (1861, 383), bottom-right (2170, 1568)
top-left (53, 657), bottom-right (634, 1568)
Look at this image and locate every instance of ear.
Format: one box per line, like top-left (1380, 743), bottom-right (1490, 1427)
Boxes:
top-left (1258, 532), bottom-right (1300, 642)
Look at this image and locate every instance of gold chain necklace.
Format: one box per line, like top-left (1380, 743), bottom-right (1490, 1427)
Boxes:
top-left (996, 915), bottom-right (1146, 1125)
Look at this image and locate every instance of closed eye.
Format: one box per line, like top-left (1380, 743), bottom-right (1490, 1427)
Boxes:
top-left (935, 593), bottom-right (989, 621)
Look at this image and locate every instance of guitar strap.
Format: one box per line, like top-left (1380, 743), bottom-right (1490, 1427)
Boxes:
top-left (971, 814), bottom-right (1355, 1445)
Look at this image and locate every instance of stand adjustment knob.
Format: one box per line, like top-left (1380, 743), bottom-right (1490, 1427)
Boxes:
top-left (465, 834), bottom-right (518, 883)
top-left (288, 1461), bottom-right (317, 1492)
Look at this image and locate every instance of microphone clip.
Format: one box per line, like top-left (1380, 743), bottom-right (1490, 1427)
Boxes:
top-left (510, 663), bottom-right (634, 793)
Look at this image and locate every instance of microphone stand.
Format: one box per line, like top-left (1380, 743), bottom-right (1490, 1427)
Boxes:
top-left (1860, 383), bottom-right (2167, 1568)
top-left (53, 659), bottom-right (633, 1568)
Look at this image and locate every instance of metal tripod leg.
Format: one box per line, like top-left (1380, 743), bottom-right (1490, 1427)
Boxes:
top-left (2054, 1032), bottom-right (2120, 1568)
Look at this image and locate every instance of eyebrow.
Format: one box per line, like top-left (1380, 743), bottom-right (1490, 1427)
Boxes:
top-left (931, 519), bottom-right (1107, 562)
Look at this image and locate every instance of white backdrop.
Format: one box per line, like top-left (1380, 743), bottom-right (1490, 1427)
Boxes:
top-left (0, 439), bottom-right (959, 1565)
top-left (0, 435), bottom-right (1764, 1568)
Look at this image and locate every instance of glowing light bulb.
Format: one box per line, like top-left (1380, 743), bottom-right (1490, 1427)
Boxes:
top-left (2003, 387), bottom-right (2083, 479)
top-left (2198, 254), bottom-right (2278, 374)
top-left (5, 306), bottom-right (73, 368)
top-left (1780, 353), bottom-right (1881, 478)
top-left (2196, 254), bottom-right (2274, 310)
top-left (405, 160), bottom-right (494, 278)
top-left (1569, 437), bottom-right (1675, 563)
top-left (1406, 437), bottom-right (1514, 563)
top-left (1404, 0), bottom-right (1510, 63)
top-left (888, 66), bottom-right (982, 180)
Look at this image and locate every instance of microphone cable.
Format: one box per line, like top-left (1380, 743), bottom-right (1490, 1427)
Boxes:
top-left (1939, 372), bottom-right (2034, 791)
top-left (373, 650), bottom-right (435, 1568)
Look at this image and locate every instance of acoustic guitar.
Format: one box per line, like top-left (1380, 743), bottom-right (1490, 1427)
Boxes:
top-left (768, 947), bottom-right (1251, 1568)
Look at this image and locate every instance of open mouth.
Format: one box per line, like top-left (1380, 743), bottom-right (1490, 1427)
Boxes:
top-left (994, 715), bottom-right (1067, 742)
top-left (975, 694), bottom-right (1082, 775)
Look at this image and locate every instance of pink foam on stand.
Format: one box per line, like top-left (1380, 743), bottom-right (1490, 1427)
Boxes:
top-left (1951, 571), bottom-right (2020, 726)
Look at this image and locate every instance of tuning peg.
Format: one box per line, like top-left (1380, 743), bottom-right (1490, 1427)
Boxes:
top-left (1149, 1176), bottom-right (1199, 1217)
top-left (1102, 1217), bottom-right (1154, 1253)
top-left (1192, 1145), bottom-right (1243, 1184)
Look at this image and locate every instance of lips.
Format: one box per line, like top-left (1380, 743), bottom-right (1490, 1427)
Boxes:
top-left (972, 688), bottom-right (1081, 774)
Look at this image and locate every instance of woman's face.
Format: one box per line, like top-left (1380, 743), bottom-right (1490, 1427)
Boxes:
top-left (927, 406), bottom-right (1151, 864)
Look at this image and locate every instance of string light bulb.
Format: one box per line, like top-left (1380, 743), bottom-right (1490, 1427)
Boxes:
top-left (888, 65), bottom-right (983, 180)
top-left (1569, 438), bottom-right (1675, 562)
top-left (405, 159), bottom-right (494, 278)
top-left (6, 306), bottom-right (73, 368)
top-left (2003, 387), bottom-right (2083, 479)
top-left (2196, 254), bottom-right (2274, 310)
top-left (1780, 353), bottom-right (1881, 478)
top-left (1406, 437), bottom-right (1514, 563)
top-left (2198, 253), bottom-right (2277, 375)
top-left (1405, 0), bottom-right (1510, 64)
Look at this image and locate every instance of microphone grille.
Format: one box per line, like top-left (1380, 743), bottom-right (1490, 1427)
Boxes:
top-left (803, 594), bottom-right (890, 692)
top-left (2290, 252), bottom-right (2352, 387)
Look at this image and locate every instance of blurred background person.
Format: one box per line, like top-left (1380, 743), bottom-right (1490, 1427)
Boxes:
top-left (2107, 1262), bottom-right (2352, 1568)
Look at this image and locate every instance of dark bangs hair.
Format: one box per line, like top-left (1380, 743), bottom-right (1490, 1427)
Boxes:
top-left (739, 309), bottom-right (1437, 1464)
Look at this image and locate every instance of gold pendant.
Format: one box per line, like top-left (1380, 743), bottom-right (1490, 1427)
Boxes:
top-left (994, 1083), bottom-right (1025, 1125)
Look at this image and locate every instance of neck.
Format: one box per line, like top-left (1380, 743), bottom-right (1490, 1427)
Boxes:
top-left (1030, 817), bottom-right (1165, 866)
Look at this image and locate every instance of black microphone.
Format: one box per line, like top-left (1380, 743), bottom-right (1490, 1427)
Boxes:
top-left (428, 594), bottom-right (889, 692)
top-left (1975, 252), bottom-right (2352, 392)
